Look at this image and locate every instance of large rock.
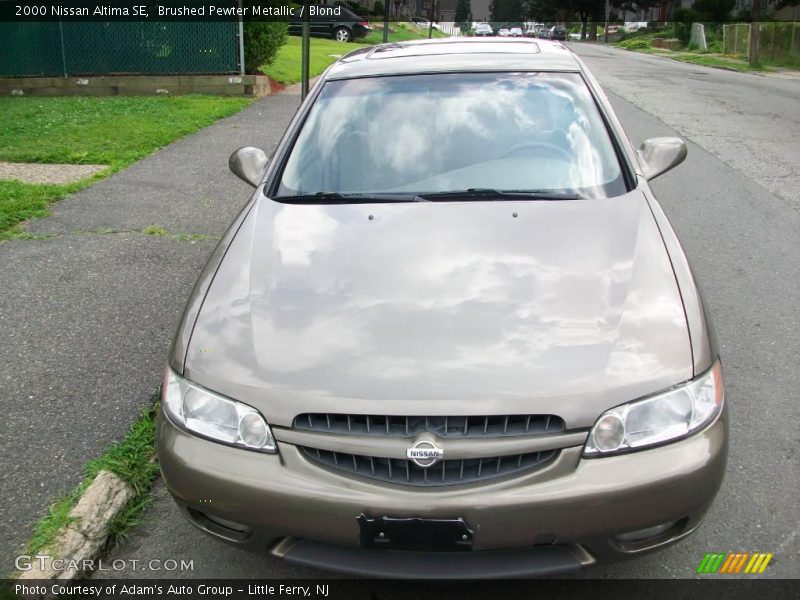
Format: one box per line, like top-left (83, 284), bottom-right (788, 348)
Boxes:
top-left (17, 470), bottom-right (135, 580)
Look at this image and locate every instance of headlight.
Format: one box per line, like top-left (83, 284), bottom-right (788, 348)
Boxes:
top-left (584, 360), bottom-right (723, 456)
top-left (162, 368), bottom-right (276, 453)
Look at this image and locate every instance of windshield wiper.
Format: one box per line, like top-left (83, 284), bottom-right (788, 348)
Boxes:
top-left (272, 192), bottom-right (426, 204)
top-left (415, 188), bottom-right (583, 201)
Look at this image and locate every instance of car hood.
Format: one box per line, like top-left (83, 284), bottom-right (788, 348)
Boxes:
top-left (185, 191), bottom-right (692, 428)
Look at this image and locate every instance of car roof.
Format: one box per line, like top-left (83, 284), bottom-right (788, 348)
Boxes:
top-left (325, 38), bottom-right (582, 81)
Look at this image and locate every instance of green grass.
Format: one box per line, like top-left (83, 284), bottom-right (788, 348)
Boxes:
top-left (142, 225), bottom-right (169, 236)
top-left (261, 24), bottom-right (449, 85)
top-left (25, 404), bottom-right (160, 556)
top-left (670, 53), bottom-right (768, 72)
top-left (0, 95), bottom-right (252, 236)
top-left (0, 180), bottom-right (83, 235)
top-left (360, 22), bottom-right (449, 45)
top-left (0, 95), bottom-right (251, 166)
top-left (615, 41), bottom-right (773, 73)
top-left (260, 36), bottom-right (348, 85)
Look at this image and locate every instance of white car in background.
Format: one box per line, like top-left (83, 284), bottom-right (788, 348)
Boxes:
top-left (474, 22), bottom-right (494, 36)
top-left (498, 28), bottom-right (511, 37)
top-left (510, 27), bottom-right (523, 37)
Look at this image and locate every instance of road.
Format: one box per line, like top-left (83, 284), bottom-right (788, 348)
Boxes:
top-left (39, 45), bottom-right (800, 579)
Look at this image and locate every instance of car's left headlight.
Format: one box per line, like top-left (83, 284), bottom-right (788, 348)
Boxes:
top-left (584, 360), bottom-right (723, 456)
top-left (162, 368), bottom-right (276, 453)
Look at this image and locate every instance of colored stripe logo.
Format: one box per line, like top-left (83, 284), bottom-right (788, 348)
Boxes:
top-left (697, 552), bottom-right (773, 574)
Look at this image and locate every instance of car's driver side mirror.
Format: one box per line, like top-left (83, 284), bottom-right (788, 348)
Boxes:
top-left (637, 137), bottom-right (687, 180)
top-left (229, 147), bottom-right (269, 187)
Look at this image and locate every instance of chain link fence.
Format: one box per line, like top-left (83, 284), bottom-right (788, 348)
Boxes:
top-left (723, 22), bottom-right (800, 63)
top-left (0, 22), bottom-right (241, 77)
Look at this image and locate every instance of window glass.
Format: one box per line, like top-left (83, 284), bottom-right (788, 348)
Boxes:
top-left (277, 72), bottom-right (626, 200)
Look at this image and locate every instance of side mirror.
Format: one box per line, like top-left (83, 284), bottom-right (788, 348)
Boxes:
top-left (229, 147), bottom-right (269, 187)
top-left (637, 137), bottom-right (687, 180)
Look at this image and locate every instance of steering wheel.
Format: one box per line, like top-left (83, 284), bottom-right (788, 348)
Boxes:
top-left (502, 142), bottom-right (572, 162)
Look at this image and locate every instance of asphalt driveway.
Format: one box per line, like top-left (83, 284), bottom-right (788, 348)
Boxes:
top-left (1, 91), bottom-right (301, 573)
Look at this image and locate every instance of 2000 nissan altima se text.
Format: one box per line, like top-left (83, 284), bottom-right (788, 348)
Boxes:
top-left (158, 39), bottom-right (727, 578)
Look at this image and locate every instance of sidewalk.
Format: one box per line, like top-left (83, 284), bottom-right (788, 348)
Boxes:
top-left (0, 91), bottom-right (300, 573)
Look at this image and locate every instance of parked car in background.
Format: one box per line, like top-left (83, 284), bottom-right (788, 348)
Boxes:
top-left (474, 22), bottom-right (494, 36)
top-left (549, 25), bottom-right (567, 41)
top-left (161, 37), bottom-right (727, 579)
top-left (537, 27), bottom-right (551, 39)
top-left (288, 6), bottom-right (370, 42)
top-left (498, 27), bottom-right (511, 37)
top-left (510, 27), bottom-right (523, 37)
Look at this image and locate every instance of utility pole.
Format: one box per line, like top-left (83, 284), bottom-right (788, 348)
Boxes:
top-left (603, 0), bottom-right (609, 43)
top-left (383, 0), bottom-right (390, 43)
top-left (749, 0), bottom-right (760, 66)
top-left (301, 0), bottom-right (311, 99)
top-left (428, 0), bottom-right (436, 38)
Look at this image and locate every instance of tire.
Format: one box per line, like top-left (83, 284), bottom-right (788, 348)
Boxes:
top-left (334, 27), bottom-right (352, 42)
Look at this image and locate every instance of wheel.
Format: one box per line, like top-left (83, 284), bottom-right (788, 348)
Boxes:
top-left (502, 142), bottom-right (572, 162)
top-left (334, 27), bottom-right (352, 42)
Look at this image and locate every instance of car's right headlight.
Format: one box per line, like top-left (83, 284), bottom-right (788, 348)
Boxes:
top-left (584, 360), bottom-right (724, 456)
top-left (162, 368), bottom-right (276, 453)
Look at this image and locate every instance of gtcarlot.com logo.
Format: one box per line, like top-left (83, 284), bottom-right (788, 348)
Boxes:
top-left (696, 552), bottom-right (774, 574)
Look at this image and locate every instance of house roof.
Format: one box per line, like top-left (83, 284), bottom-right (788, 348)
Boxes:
top-left (324, 38), bottom-right (582, 80)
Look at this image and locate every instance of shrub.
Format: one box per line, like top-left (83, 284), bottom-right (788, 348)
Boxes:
top-left (707, 39), bottom-right (723, 53)
top-left (244, 21), bottom-right (288, 74)
top-left (619, 38), bottom-right (651, 50)
top-left (671, 8), bottom-right (696, 45)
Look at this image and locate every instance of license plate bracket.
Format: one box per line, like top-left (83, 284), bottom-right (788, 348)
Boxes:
top-left (357, 514), bottom-right (474, 551)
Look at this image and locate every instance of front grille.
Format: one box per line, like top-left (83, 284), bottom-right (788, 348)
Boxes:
top-left (293, 413), bottom-right (566, 437)
top-left (300, 447), bottom-right (557, 487)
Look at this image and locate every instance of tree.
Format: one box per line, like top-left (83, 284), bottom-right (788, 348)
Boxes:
top-left (455, 0), bottom-right (473, 33)
top-left (749, 0), bottom-right (761, 66)
top-left (609, 0), bottom-right (660, 19)
top-left (243, 21), bottom-right (288, 74)
top-left (692, 0), bottom-right (735, 21)
top-left (491, 0), bottom-right (525, 24)
top-left (571, 0), bottom-right (605, 39)
top-left (526, 0), bottom-right (560, 22)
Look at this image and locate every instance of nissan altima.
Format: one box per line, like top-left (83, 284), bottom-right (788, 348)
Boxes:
top-left (159, 38), bottom-right (727, 578)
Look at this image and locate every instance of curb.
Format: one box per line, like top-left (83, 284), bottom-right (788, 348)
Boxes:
top-left (15, 470), bottom-right (135, 580)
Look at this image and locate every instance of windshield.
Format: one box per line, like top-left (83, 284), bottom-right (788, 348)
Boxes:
top-left (275, 72), bottom-right (627, 201)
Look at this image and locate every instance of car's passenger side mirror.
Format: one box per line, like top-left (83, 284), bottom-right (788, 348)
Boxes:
top-left (637, 137), bottom-right (687, 180)
top-left (229, 147), bottom-right (269, 187)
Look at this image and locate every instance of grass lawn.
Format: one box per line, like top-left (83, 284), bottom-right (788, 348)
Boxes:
top-left (261, 24), bottom-right (449, 85)
top-left (617, 45), bottom-right (769, 72)
top-left (670, 53), bottom-right (768, 72)
top-left (360, 22), bottom-right (449, 45)
top-left (260, 36), bottom-right (348, 85)
top-left (0, 95), bottom-right (252, 237)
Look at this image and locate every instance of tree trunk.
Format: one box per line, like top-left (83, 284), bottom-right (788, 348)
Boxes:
top-left (589, 21), bottom-right (598, 40)
top-left (749, 0), bottom-right (761, 66)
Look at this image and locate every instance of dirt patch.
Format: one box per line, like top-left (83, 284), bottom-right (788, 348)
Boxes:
top-left (269, 77), bottom-right (286, 94)
top-left (0, 162), bottom-right (107, 185)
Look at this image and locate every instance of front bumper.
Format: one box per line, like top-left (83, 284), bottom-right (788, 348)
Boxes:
top-left (158, 409), bottom-right (727, 577)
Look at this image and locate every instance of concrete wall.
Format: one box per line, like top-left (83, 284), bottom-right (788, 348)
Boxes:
top-left (0, 75), bottom-right (271, 97)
